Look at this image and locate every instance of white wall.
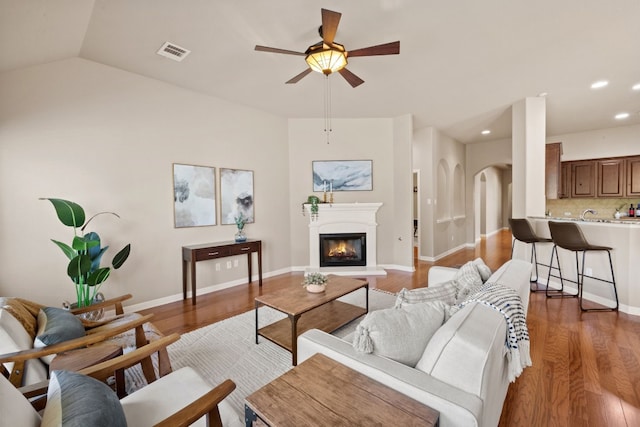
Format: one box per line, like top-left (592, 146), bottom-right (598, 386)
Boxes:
top-left (0, 58), bottom-right (290, 307)
top-left (548, 124), bottom-right (640, 161)
top-left (465, 138), bottom-right (512, 244)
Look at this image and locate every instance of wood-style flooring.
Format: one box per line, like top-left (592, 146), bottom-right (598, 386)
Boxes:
top-left (140, 229), bottom-right (640, 426)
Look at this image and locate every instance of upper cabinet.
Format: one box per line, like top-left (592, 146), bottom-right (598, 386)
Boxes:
top-left (557, 154), bottom-right (640, 199)
top-left (545, 143), bottom-right (562, 199)
top-left (559, 162), bottom-right (570, 199)
top-left (597, 158), bottom-right (625, 197)
top-left (571, 160), bottom-right (596, 198)
top-left (627, 156), bottom-right (640, 196)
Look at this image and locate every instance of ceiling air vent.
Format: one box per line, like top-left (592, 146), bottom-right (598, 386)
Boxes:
top-left (156, 42), bottom-right (191, 62)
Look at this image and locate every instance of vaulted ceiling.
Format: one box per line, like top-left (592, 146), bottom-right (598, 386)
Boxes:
top-left (2, 0), bottom-right (639, 143)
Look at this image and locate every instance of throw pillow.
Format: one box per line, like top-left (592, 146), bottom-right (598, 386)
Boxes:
top-left (473, 258), bottom-right (492, 282)
top-left (352, 301), bottom-right (449, 367)
top-left (453, 261), bottom-right (484, 303)
top-left (394, 281), bottom-right (457, 308)
top-left (42, 370), bottom-right (127, 427)
top-left (34, 307), bottom-right (85, 364)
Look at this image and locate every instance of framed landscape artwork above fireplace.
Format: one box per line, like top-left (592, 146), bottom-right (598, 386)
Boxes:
top-left (312, 160), bottom-right (373, 192)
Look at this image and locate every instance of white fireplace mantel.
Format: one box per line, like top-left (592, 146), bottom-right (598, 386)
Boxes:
top-left (305, 202), bottom-right (386, 276)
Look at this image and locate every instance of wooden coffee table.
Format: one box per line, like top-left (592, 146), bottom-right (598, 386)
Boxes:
top-left (245, 353), bottom-right (439, 426)
top-left (255, 275), bottom-right (368, 365)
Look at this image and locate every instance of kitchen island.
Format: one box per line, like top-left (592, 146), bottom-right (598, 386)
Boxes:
top-left (519, 217), bottom-right (640, 315)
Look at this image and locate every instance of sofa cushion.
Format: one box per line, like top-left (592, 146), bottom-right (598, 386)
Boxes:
top-left (394, 281), bottom-right (457, 308)
top-left (473, 258), bottom-right (492, 282)
top-left (121, 366), bottom-right (243, 427)
top-left (453, 261), bottom-right (484, 302)
top-left (34, 307), bottom-right (86, 364)
top-left (0, 373), bottom-right (41, 427)
top-left (0, 308), bottom-right (48, 386)
top-left (42, 370), bottom-right (127, 427)
top-left (352, 301), bottom-right (448, 367)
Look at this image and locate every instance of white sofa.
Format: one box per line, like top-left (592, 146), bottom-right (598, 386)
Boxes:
top-left (298, 259), bottom-right (533, 427)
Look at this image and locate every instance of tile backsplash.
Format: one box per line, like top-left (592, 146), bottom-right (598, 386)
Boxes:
top-left (546, 198), bottom-right (640, 219)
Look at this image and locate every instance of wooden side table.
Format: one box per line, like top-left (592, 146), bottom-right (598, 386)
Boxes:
top-left (245, 353), bottom-right (439, 426)
top-left (50, 344), bottom-right (126, 397)
top-left (182, 239), bottom-right (263, 305)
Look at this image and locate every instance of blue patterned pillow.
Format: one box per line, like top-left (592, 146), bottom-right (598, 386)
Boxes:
top-left (41, 370), bottom-right (126, 427)
top-left (34, 307), bottom-right (85, 364)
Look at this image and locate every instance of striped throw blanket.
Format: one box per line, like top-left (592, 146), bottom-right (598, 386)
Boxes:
top-left (456, 282), bottom-right (532, 382)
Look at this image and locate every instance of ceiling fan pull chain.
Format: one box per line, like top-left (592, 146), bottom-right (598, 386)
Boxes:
top-left (325, 75), bottom-right (332, 144)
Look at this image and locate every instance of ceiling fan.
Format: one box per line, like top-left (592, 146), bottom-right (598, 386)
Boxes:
top-left (255, 8), bottom-right (400, 88)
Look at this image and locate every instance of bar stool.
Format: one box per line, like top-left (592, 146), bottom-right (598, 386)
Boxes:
top-left (508, 218), bottom-right (553, 292)
top-left (546, 221), bottom-right (619, 312)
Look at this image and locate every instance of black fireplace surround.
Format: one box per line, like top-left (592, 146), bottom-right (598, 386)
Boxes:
top-left (319, 233), bottom-right (366, 267)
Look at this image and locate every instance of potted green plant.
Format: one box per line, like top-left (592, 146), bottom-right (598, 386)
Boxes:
top-left (41, 198), bottom-right (131, 308)
top-left (302, 272), bottom-right (328, 293)
top-left (234, 213), bottom-right (247, 242)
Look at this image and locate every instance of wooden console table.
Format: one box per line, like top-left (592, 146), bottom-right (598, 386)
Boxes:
top-left (182, 239), bottom-right (262, 305)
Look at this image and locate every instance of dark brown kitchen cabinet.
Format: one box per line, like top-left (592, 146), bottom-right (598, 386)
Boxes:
top-left (545, 143), bottom-right (562, 199)
top-left (571, 161), bottom-right (596, 198)
top-left (627, 156), bottom-right (640, 196)
top-left (597, 158), bottom-right (624, 197)
top-left (559, 162), bottom-right (570, 198)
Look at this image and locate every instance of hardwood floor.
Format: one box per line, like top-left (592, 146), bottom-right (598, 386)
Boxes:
top-left (140, 230), bottom-right (640, 426)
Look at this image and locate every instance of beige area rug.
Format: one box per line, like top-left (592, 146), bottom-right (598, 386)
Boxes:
top-left (125, 288), bottom-right (396, 416)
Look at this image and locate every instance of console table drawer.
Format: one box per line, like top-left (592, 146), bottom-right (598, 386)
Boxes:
top-left (194, 247), bottom-right (231, 261)
top-left (229, 241), bottom-right (260, 255)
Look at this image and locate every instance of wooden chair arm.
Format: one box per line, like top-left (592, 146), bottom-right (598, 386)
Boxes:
top-left (71, 294), bottom-right (132, 316)
top-left (0, 314), bottom-right (154, 364)
top-left (153, 379), bottom-right (236, 427)
top-left (78, 333), bottom-right (180, 382)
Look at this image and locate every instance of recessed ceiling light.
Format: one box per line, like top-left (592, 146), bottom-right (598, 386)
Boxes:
top-left (615, 112), bottom-right (630, 120)
top-left (633, 83), bottom-right (640, 91)
top-left (590, 80), bottom-right (609, 89)
top-left (481, 130), bottom-right (491, 135)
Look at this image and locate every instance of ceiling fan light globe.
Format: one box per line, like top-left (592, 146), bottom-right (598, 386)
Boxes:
top-left (305, 48), bottom-right (347, 75)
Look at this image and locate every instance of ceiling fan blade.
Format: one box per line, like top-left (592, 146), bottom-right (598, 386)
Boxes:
top-left (338, 68), bottom-right (365, 88)
top-left (286, 68), bottom-right (313, 84)
top-left (321, 9), bottom-right (341, 45)
top-left (348, 41), bottom-right (400, 57)
top-left (255, 45), bottom-right (306, 56)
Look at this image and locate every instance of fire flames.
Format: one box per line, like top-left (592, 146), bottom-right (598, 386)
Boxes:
top-left (327, 241), bottom-right (357, 259)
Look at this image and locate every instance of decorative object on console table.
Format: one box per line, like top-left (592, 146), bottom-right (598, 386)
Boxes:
top-left (41, 198), bottom-right (131, 311)
top-left (172, 163), bottom-right (216, 228)
top-left (302, 272), bottom-right (328, 293)
top-left (220, 168), bottom-right (254, 225)
top-left (182, 240), bottom-right (262, 305)
top-left (312, 160), bottom-right (373, 191)
top-left (234, 213), bottom-right (247, 242)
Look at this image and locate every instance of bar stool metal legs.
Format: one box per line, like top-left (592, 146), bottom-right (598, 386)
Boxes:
top-left (576, 249), bottom-right (619, 312)
top-left (545, 244), bottom-right (579, 299)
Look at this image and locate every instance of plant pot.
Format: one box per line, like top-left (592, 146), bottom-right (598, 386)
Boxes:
top-left (62, 292), bottom-right (105, 321)
top-left (235, 229), bottom-right (247, 242)
top-left (305, 284), bottom-right (326, 293)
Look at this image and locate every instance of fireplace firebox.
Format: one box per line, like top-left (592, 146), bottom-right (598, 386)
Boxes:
top-left (319, 233), bottom-right (366, 267)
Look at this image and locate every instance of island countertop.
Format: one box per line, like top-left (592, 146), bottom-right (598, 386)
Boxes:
top-left (530, 215), bottom-right (640, 226)
top-left (522, 217), bottom-right (640, 316)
